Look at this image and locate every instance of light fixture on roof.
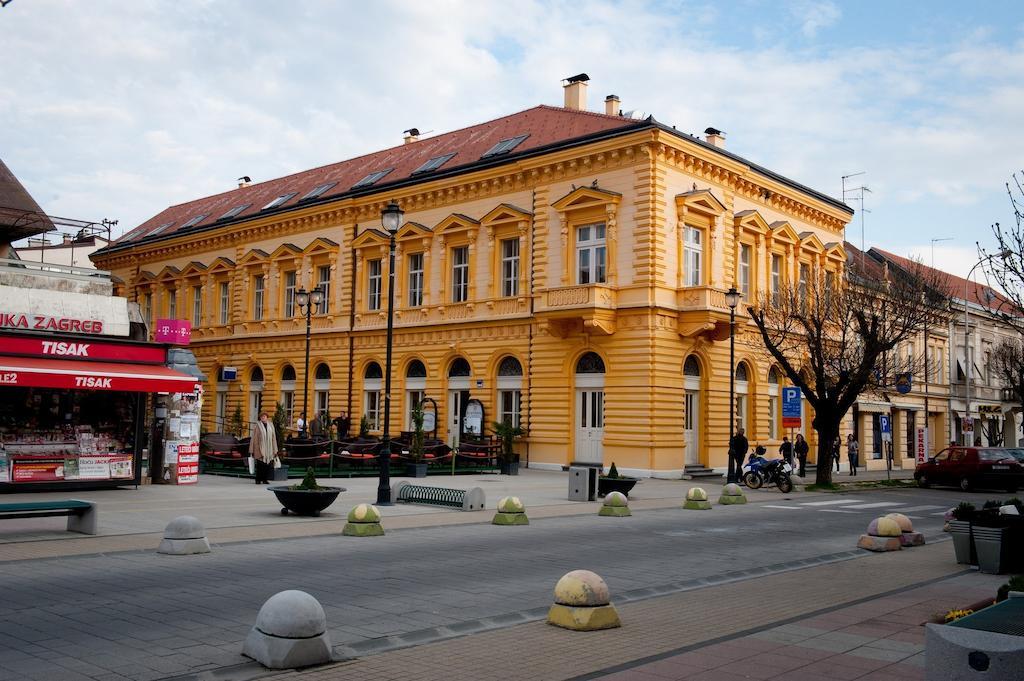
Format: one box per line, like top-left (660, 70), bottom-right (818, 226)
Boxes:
top-left (237, 176), bottom-right (251, 188)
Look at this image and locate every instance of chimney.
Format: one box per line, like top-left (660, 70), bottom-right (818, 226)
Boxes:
top-left (704, 127), bottom-right (726, 148)
top-left (563, 73), bottom-right (589, 111)
top-left (403, 127), bottom-right (420, 144)
top-left (63, 233), bottom-right (74, 244)
top-left (605, 94), bottom-right (621, 116)
top-left (237, 176), bottom-right (251, 188)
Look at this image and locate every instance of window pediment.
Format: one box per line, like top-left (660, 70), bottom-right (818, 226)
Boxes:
top-left (481, 203), bottom-right (532, 226)
top-left (207, 257), bottom-right (235, 273)
top-left (552, 186), bottom-right (621, 214)
top-left (435, 213), bottom-right (480, 237)
top-left (352, 229), bottom-right (390, 249)
top-left (137, 270), bottom-right (157, 282)
top-left (156, 265), bottom-right (180, 282)
top-left (269, 243), bottom-right (303, 259)
top-left (303, 237), bottom-right (339, 255)
top-left (675, 189), bottom-right (726, 218)
top-left (179, 261), bottom-right (207, 279)
top-left (824, 241), bottom-right (846, 262)
top-left (396, 221), bottom-right (431, 241)
top-left (734, 210), bottom-right (771, 235)
top-left (799, 231), bottom-right (826, 253)
top-left (768, 221), bottom-right (799, 244)
top-left (237, 248), bottom-right (269, 267)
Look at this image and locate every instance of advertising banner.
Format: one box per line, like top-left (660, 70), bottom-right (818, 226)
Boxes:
top-left (916, 427), bottom-right (928, 465)
top-left (78, 456), bottom-right (113, 480)
top-left (108, 456), bottom-right (133, 479)
top-left (1, 336), bottom-right (165, 363)
top-left (176, 443), bottom-right (199, 485)
top-left (154, 319), bottom-right (192, 345)
top-left (12, 459), bottom-right (65, 482)
top-left (0, 451), bottom-right (9, 483)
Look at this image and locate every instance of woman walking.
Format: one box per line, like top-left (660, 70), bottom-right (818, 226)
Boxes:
top-left (846, 433), bottom-right (860, 476)
top-left (249, 411), bottom-right (279, 484)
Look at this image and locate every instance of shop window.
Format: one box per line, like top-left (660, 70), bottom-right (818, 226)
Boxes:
top-left (253, 275), bottom-right (265, 320)
top-left (684, 226), bottom-right (702, 287)
top-left (367, 259), bottom-right (382, 311)
top-left (576, 222), bottom-right (607, 285)
top-left (451, 246), bottom-right (469, 303)
top-left (283, 271), bottom-right (296, 318)
top-left (735, 363), bottom-right (749, 435)
top-left (449, 357), bottom-right (471, 377)
top-left (501, 239), bottom-right (520, 297)
top-left (316, 265), bottom-right (331, 314)
top-left (407, 252), bottom-right (424, 307)
top-left (219, 282), bottom-right (230, 324)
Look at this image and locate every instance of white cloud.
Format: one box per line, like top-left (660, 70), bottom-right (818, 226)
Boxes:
top-left (789, 1), bottom-right (841, 38)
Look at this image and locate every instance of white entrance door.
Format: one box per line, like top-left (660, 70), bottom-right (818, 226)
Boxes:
top-left (448, 390), bottom-right (470, 449)
top-left (684, 390), bottom-right (699, 465)
top-left (575, 388), bottom-right (604, 464)
top-left (249, 389), bottom-right (263, 427)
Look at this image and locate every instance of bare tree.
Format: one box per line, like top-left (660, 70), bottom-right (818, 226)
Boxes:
top-left (991, 337), bottom-right (1024, 413)
top-left (747, 257), bottom-right (949, 485)
top-left (980, 171), bottom-right (1024, 329)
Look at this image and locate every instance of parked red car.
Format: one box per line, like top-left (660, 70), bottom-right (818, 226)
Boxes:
top-left (915, 447), bottom-right (1024, 492)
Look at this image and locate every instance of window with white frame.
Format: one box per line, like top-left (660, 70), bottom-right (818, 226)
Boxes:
top-left (735, 363), bottom-right (749, 435)
top-left (451, 246), bottom-right (469, 303)
top-left (279, 365), bottom-right (296, 427)
top-left (313, 363), bottom-right (331, 425)
top-left (253, 275), bottom-right (264, 320)
top-left (405, 359), bottom-right (427, 430)
top-left (316, 265), bottom-right (331, 314)
top-left (684, 226), bottom-right (702, 287)
top-left (501, 238), bottom-right (519, 297)
top-left (798, 263), bottom-right (810, 309)
top-left (407, 252), bottom-right (424, 307)
top-left (497, 356), bottom-right (523, 428)
top-left (367, 259), bottom-right (382, 311)
top-left (771, 254), bottom-right (782, 303)
top-left (192, 285), bottom-right (202, 326)
top-left (768, 368), bottom-right (781, 440)
top-left (363, 362), bottom-right (382, 431)
top-left (934, 346), bottom-right (944, 383)
top-left (167, 288), bottom-right (177, 319)
top-left (143, 292), bottom-right (153, 329)
top-left (215, 391), bottom-right (227, 431)
top-left (739, 244), bottom-right (752, 299)
top-left (283, 271), bottom-right (296, 317)
top-left (219, 282), bottom-right (230, 324)
top-left (576, 222), bottom-right (607, 284)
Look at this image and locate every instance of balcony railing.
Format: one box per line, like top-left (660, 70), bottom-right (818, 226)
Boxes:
top-left (534, 284), bottom-right (616, 315)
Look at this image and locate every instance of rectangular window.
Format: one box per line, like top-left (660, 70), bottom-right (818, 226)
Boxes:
top-left (283, 271), bottom-right (297, 317)
top-left (451, 246), bottom-right (469, 303)
top-left (684, 226), bottom-right (702, 287)
top-left (168, 289), bottom-right (177, 319)
top-left (934, 346), bottom-right (944, 383)
top-left (576, 222), bottom-right (607, 285)
top-left (215, 391), bottom-right (227, 430)
top-left (499, 390), bottom-right (521, 428)
top-left (501, 238), bottom-right (520, 297)
top-left (768, 396), bottom-right (778, 439)
top-left (364, 390), bottom-right (381, 430)
top-left (735, 395), bottom-right (747, 435)
top-left (407, 253), bottom-right (424, 307)
top-left (280, 391), bottom-right (294, 426)
top-left (771, 254), bottom-right (782, 303)
top-left (406, 390), bottom-right (425, 430)
top-left (315, 390), bottom-right (330, 423)
top-left (192, 285), bottom-right (203, 326)
top-left (316, 265), bottom-right (331, 314)
top-left (799, 264), bottom-right (810, 310)
top-left (143, 293), bottom-right (153, 329)
top-left (739, 244), bottom-right (752, 299)
top-left (253, 276), bottom-right (264, 320)
top-left (367, 259), bottom-right (382, 311)
top-left (219, 282), bottom-right (230, 324)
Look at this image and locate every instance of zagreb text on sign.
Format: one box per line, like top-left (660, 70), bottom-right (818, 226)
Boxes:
top-left (1, 313), bottom-right (104, 334)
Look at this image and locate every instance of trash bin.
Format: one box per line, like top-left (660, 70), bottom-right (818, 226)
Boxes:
top-left (271, 465), bottom-right (289, 482)
top-left (568, 466), bottom-right (597, 501)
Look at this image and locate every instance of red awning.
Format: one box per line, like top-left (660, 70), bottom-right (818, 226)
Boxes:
top-left (0, 355), bottom-right (201, 393)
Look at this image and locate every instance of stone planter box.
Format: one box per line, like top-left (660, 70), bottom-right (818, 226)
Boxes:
top-left (598, 477), bottom-right (638, 498)
top-left (499, 461), bottom-right (519, 476)
top-left (268, 486), bottom-right (344, 517)
top-left (405, 463), bottom-right (428, 478)
top-left (947, 519), bottom-right (976, 566)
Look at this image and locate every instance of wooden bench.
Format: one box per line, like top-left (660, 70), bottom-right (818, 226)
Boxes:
top-left (391, 481), bottom-right (485, 511)
top-left (0, 500), bottom-right (98, 535)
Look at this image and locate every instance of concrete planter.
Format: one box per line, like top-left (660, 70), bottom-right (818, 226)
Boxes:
top-left (268, 486), bottom-right (344, 516)
top-left (499, 461), bottom-right (519, 476)
top-left (405, 463), bottom-right (428, 478)
top-left (598, 476), bottom-right (637, 497)
top-left (947, 520), bottom-right (977, 566)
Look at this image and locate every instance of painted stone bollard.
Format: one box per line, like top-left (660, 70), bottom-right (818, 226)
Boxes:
top-left (857, 516), bottom-right (903, 552)
top-left (547, 569), bottom-right (621, 631)
top-left (243, 590), bottom-right (332, 668)
top-left (342, 503), bottom-right (384, 537)
top-left (599, 491), bottom-right (631, 517)
top-left (886, 512), bottom-right (925, 546)
top-left (157, 516), bottom-right (211, 555)
top-left (493, 496), bottom-right (529, 525)
top-left (683, 487), bottom-right (712, 510)
top-left (718, 483), bottom-right (747, 505)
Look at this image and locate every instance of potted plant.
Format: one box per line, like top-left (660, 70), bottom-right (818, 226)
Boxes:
top-left (359, 414), bottom-right (372, 439)
top-left (405, 404), bottom-right (428, 478)
top-left (598, 462), bottom-right (638, 497)
top-left (268, 466), bottom-right (345, 516)
top-left (948, 501), bottom-right (977, 566)
top-left (229, 405), bottom-right (244, 438)
top-left (491, 420), bottom-right (525, 475)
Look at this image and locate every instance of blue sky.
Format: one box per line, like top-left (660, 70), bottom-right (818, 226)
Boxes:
top-left (3, 0), bottom-right (1023, 278)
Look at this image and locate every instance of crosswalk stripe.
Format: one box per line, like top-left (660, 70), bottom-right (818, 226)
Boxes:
top-left (838, 502), bottom-right (906, 509)
top-left (801, 500), bottom-right (857, 506)
top-left (821, 509), bottom-right (860, 513)
top-left (762, 505), bottom-right (801, 510)
top-left (896, 505), bottom-right (945, 513)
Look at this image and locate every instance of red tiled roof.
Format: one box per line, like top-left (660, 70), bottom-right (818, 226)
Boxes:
top-left (871, 247), bottom-right (1017, 314)
top-left (844, 241), bottom-right (888, 280)
top-left (113, 106), bottom-right (643, 246)
top-left (0, 158), bottom-right (55, 242)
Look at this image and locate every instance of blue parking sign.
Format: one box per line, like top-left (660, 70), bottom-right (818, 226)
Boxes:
top-left (782, 387), bottom-right (802, 428)
top-left (879, 415), bottom-right (891, 434)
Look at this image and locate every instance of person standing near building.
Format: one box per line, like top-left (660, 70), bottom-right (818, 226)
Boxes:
top-left (779, 436), bottom-right (794, 468)
top-left (794, 434), bottom-right (809, 477)
top-left (729, 427), bottom-right (749, 482)
top-left (847, 433), bottom-right (860, 476)
top-left (250, 412), bottom-right (279, 484)
top-left (832, 436), bottom-right (842, 472)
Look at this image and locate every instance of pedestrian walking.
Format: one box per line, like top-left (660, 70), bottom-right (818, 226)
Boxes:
top-left (779, 436), bottom-right (794, 468)
top-left (794, 433), bottom-right (809, 477)
top-left (729, 427), bottom-right (749, 483)
top-left (846, 433), bottom-right (860, 476)
top-left (249, 411), bottom-right (279, 484)
top-left (832, 436), bottom-right (841, 472)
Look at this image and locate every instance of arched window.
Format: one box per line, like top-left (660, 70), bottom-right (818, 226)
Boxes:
top-left (406, 360), bottom-right (427, 378)
top-left (249, 366), bottom-right (264, 424)
top-left (684, 356), bottom-right (701, 376)
top-left (313, 364), bottom-right (331, 423)
top-left (497, 356), bottom-right (523, 427)
top-left (734, 363), bottom-right (749, 434)
top-left (364, 362), bottom-right (382, 379)
top-left (768, 367), bottom-right (780, 384)
top-left (316, 364), bottom-right (332, 380)
top-left (250, 366), bottom-right (264, 383)
top-left (735, 363), bottom-right (748, 382)
top-left (279, 365), bottom-right (296, 426)
top-left (405, 359), bottom-right (427, 430)
top-left (281, 365), bottom-right (296, 381)
top-left (575, 352), bottom-right (605, 374)
top-left (363, 362), bottom-right (382, 431)
top-left (449, 357), bottom-right (471, 377)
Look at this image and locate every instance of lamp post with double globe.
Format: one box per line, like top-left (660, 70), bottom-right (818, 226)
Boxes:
top-left (376, 201), bottom-right (403, 505)
top-left (295, 286), bottom-right (323, 438)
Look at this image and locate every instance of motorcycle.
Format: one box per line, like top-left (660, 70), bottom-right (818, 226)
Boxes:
top-left (742, 451), bottom-right (794, 493)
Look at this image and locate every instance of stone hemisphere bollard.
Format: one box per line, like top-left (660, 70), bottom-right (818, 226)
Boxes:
top-left (157, 516), bottom-right (211, 555)
top-left (493, 496), bottom-right (529, 525)
top-left (599, 490), bottom-right (631, 517)
top-left (547, 569), bottom-right (621, 631)
top-left (857, 516), bottom-right (903, 552)
top-left (683, 487), bottom-right (712, 510)
top-left (886, 512), bottom-right (925, 547)
top-left (342, 503), bottom-right (384, 537)
top-left (243, 590), bottom-right (332, 669)
top-left (718, 482), bottom-right (747, 505)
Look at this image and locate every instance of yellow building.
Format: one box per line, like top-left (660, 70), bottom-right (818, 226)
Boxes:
top-left (93, 77), bottom-right (853, 477)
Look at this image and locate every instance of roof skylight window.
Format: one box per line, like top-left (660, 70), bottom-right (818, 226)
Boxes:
top-left (299, 182), bottom-right (338, 202)
top-left (180, 214), bottom-right (208, 229)
top-left (352, 168), bottom-right (394, 189)
top-left (148, 222), bottom-right (175, 236)
top-left (261, 192), bottom-right (297, 210)
top-left (482, 134), bottom-right (529, 158)
top-left (412, 153), bottom-right (456, 175)
top-left (217, 204), bottom-right (250, 221)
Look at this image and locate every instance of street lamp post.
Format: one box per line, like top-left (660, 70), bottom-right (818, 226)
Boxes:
top-left (725, 287), bottom-right (741, 483)
top-left (376, 201), bottom-right (403, 506)
top-left (295, 286), bottom-right (324, 438)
